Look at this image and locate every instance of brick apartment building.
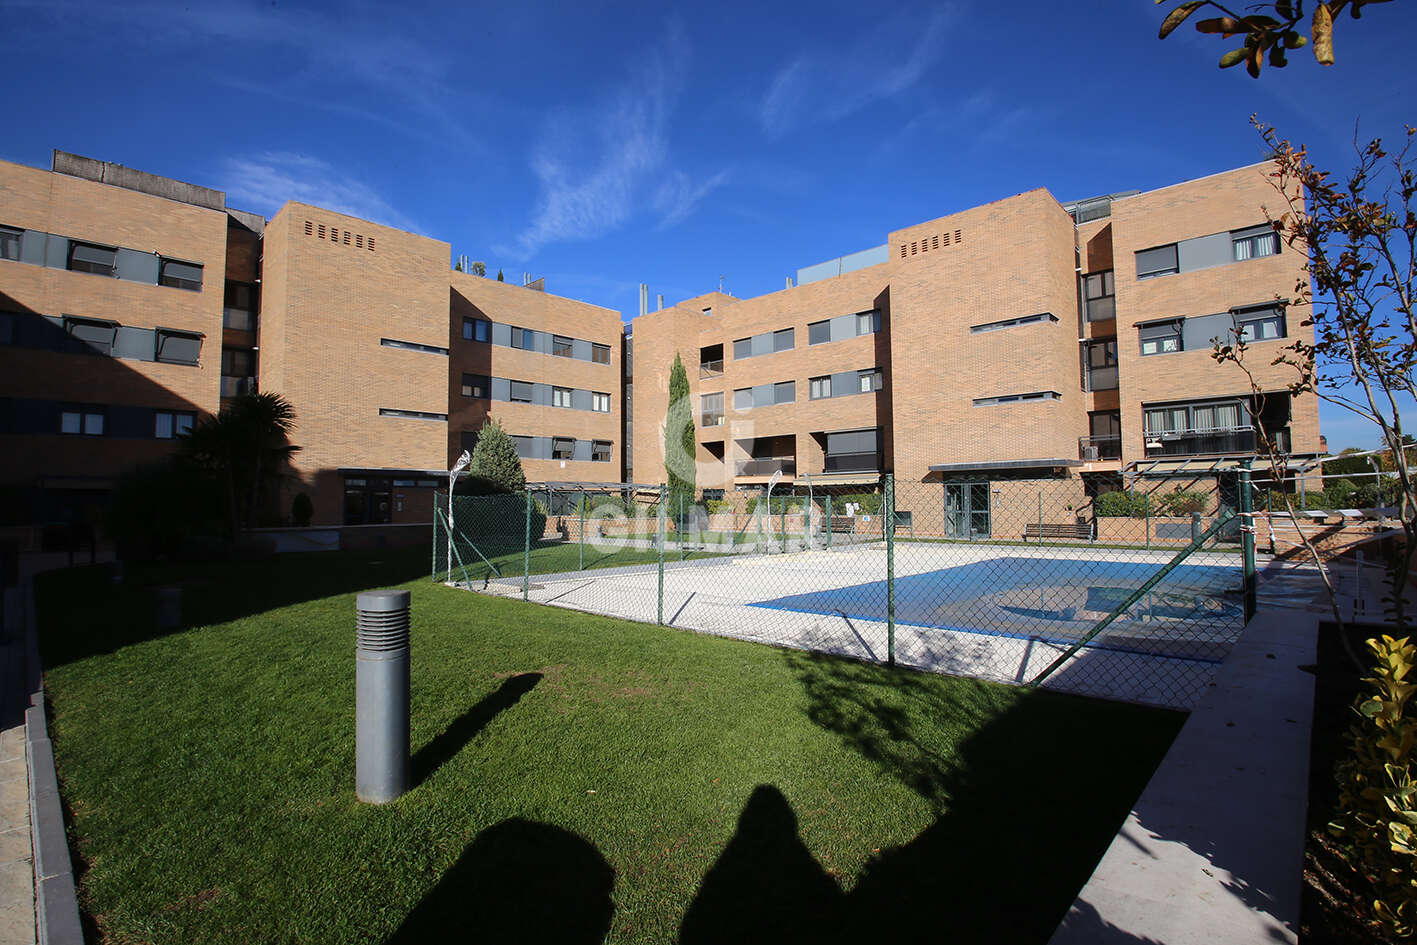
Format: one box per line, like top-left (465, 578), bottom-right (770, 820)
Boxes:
top-left (0, 150), bottom-right (1319, 536)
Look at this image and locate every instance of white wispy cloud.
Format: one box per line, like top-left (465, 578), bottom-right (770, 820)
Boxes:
top-left (758, 5), bottom-right (958, 138)
top-left (502, 23), bottom-right (728, 259)
top-left (222, 152), bottom-right (422, 233)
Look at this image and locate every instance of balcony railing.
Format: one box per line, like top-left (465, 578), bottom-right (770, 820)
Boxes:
top-left (701, 412), bottom-right (725, 428)
top-left (1085, 365), bottom-right (1118, 391)
top-left (823, 453), bottom-right (881, 473)
top-left (1079, 434), bottom-right (1122, 460)
top-left (223, 307), bottom-right (255, 331)
top-left (1143, 427), bottom-right (1257, 457)
top-left (221, 375), bottom-right (257, 397)
top-left (699, 360), bottom-right (724, 378)
top-left (735, 458), bottom-right (796, 477)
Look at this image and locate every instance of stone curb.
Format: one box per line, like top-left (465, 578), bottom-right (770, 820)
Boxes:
top-left (20, 582), bottom-right (82, 945)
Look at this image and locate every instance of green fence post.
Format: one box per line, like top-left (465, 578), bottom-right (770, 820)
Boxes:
top-left (680, 493), bottom-right (685, 561)
top-left (578, 487), bottom-right (585, 571)
top-left (885, 474), bottom-right (896, 667)
top-left (657, 485), bottom-right (666, 625)
top-left (1240, 468), bottom-right (1257, 621)
top-left (826, 495), bottom-right (833, 550)
top-left (523, 488), bottom-right (532, 601)
top-left (780, 502), bottom-right (787, 554)
top-left (434, 491), bottom-right (441, 582)
top-left (1037, 492), bottom-right (1043, 545)
top-left (1144, 492), bottom-right (1151, 550)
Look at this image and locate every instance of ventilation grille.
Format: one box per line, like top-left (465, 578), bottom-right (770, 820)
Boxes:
top-left (899, 228), bottom-right (964, 259)
top-left (304, 220), bottom-right (376, 252)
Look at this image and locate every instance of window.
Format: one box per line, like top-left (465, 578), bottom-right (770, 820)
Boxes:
top-left (511, 326), bottom-right (536, 350)
top-left (1136, 244), bottom-right (1179, 279)
top-left (773, 328), bottom-right (794, 352)
top-left (592, 342), bottom-right (611, 364)
top-left (1233, 225), bottom-right (1279, 261)
top-left (808, 320), bottom-right (830, 345)
top-left (1236, 305), bottom-right (1286, 342)
top-left (1144, 400), bottom-right (1246, 435)
top-left (67, 242), bottom-right (116, 276)
top-left (591, 391), bottom-right (610, 413)
top-left (775, 380), bottom-right (795, 404)
top-left (858, 368), bottom-right (883, 392)
top-left (462, 318), bottom-right (490, 342)
top-left (154, 411), bottom-right (195, 439)
top-left (378, 408), bottom-right (447, 421)
top-left (552, 386), bottom-right (573, 408)
top-left (461, 373), bottom-right (489, 398)
top-left (381, 338), bottom-right (448, 355)
top-left (60, 406), bottom-right (104, 436)
top-left (701, 391), bottom-right (724, 426)
top-left (592, 440), bottom-right (612, 462)
top-left (1139, 320), bottom-right (1182, 356)
top-left (824, 428), bottom-right (879, 472)
top-left (64, 317), bottom-right (117, 356)
top-left (1083, 270), bottom-right (1115, 321)
top-left (224, 282), bottom-right (256, 330)
top-left (856, 310), bottom-right (881, 335)
top-left (810, 375), bottom-right (831, 399)
top-left (1085, 340), bottom-right (1118, 391)
top-left (512, 435), bottom-right (534, 458)
top-left (733, 388), bottom-right (752, 411)
top-left (222, 349), bottom-right (255, 377)
top-left (0, 226), bottom-right (20, 261)
top-left (972, 391), bottom-right (1061, 407)
top-left (970, 312), bottom-right (1058, 333)
top-left (552, 437), bottom-right (574, 460)
top-left (552, 335), bottom-right (574, 357)
top-left (733, 338), bottom-right (752, 360)
top-left (155, 329), bottom-right (203, 365)
top-left (159, 258), bottom-right (203, 291)
top-left (509, 380), bottom-right (533, 403)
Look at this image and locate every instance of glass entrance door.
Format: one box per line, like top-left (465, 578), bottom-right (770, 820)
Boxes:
top-left (944, 482), bottom-right (991, 539)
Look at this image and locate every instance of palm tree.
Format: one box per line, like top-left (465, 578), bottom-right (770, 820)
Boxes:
top-left (179, 392), bottom-right (300, 536)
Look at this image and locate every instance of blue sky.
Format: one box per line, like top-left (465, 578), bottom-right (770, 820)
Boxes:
top-left (2, 0), bottom-right (1414, 450)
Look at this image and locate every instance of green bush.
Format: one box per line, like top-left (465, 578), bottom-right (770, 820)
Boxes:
top-left (1155, 490), bottom-right (1210, 516)
top-left (1325, 477), bottom-right (1358, 508)
top-left (705, 499), bottom-right (731, 515)
top-left (1330, 635), bottom-right (1417, 939)
top-left (745, 496), bottom-right (804, 515)
top-left (1094, 491), bottom-right (1145, 518)
top-left (828, 492), bottom-right (882, 515)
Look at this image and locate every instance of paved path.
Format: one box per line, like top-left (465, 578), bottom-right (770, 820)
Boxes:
top-left (0, 576), bottom-right (34, 945)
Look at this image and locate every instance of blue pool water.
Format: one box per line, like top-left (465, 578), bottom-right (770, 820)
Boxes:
top-left (750, 557), bottom-right (1244, 662)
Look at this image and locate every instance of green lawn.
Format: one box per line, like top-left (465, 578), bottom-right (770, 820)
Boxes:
top-left (36, 549), bottom-right (1183, 944)
top-left (446, 537), bottom-right (722, 582)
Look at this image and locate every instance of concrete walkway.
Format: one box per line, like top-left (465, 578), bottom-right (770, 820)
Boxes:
top-left (0, 572), bottom-right (34, 945)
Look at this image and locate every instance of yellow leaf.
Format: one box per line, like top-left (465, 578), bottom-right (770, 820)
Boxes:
top-left (1313, 3), bottom-right (1335, 64)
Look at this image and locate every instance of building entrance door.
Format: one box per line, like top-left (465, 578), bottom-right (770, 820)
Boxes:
top-left (944, 482), bottom-right (990, 540)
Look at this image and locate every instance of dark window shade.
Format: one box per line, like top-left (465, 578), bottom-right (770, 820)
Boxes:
top-left (732, 338), bottom-right (751, 360)
top-left (808, 320), bottom-right (830, 345)
top-left (1136, 244), bottom-right (1178, 278)
top-left (592, 440), bottom-right (611, 462)
top-left (512, 436), bottom-right (534, 458)
top-left (159, 259), bottom-right (203, 291)
top-left (773, 328), bottom-right (794, 352)
top-left (733, 388), bottom-right (752, 410)
top-left (510, 381), bottom-right (533, 402)
top-left (68, 243), bottom-right (116, 275)
top-left (156, 329), bottom-right (202, 365)
top-left (0, 226), bottom-right (19, 261)
top-left (774, 381), bottom-right (795, 404)
top-left (826, 429), bottom-right (878, 455)
top-left (65, 318), bottom-right (116, 355)
top-left (552, 437), bottom-right (574, 459)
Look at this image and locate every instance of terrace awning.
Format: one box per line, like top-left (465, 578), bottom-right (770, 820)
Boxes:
top-left (927, 458), bottom-right (1080, 474)
top-left (1123, 454), bottom-right (1324, 478)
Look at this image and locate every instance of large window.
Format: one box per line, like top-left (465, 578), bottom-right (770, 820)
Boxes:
top-left (65, 317), bottom-right (116, 356)
top-left (824, 428), bottom-right (879, 473)
top-left (60, 405), bottom-right (104, 436)
top-left (1232, 225), bottom-right (1279, 261)
top-left (154, 411), bottom-right (195, 439)
top-left (461, 373), bottom-right (489, 398)
top-left (222, 348), bottom-right (255, 378)
top-left (0, 226), bottom-right (20, 261)
top-left (592, 440), bottom-right (612, 462)
top-left (733, 382), bottom-right (795, 410)
top-left (858, 368), bottom-right (883, 392)
top-left (68, 242), bottom-right (116, 276)
top-left (552, 335), bottom-right (574, 357)
top-left (773, 328), bottom-right (794, 352)
top-left (592, 343), bottom-right (611, 364)
top-left (1139, 320), bottom-right (1182, 356)
top-left (1236, 305), bottom-right (1286, 342)
top-left (224, 282), bottom-right (256, 330)
top-left (591, 391), bottom-right (611, 413)
top-left (808, 309), bottom-right (881, 345)
top-left (159, 258), bottom-right (203, 291)
top-left (1084, 340), bottom-right (1118, 390)
top-left (810, 375), bottom-right (831, 399)
top-left (1142, 398), bottom-right (1254, 455)
top-left (1136, 244), bottom-right (1179, 280)
top-left (509, 380), bottom-right (533, 403)
top-left (552, 386), bottom-right (573, 408)
top-left (511, 326), bottom-right (536, 350)
top-left (462, 318), bottom-right (490, 342)
top-left (701, 391), bottom-right (724, 426)
top-left (1083, 270), bottom-right (1115, 321)
top-left (156, 329), bottom-right (202, 365)
top-left (552, 437), bottom-right (574, 460)
top-left (512, 435), bottom-right (534, 458)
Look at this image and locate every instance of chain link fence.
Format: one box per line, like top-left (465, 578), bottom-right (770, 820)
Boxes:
top-left (434, 472), bottom-right (1261, 710)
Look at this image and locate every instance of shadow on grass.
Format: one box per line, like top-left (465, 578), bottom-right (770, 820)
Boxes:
top-left (675, 652), bottom-right (1184, 944)
top-left (34, 545), bottom-right (431, 668)
top-left (412, 673), bottom-right (542, 787)
top-left (385, 818), bottom-right (615, 945)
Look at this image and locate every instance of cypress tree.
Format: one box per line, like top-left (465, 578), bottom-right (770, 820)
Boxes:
top-left (665, 353), bottom-right (695, 523)
top-left (469, 418), bottom-right (526, 493)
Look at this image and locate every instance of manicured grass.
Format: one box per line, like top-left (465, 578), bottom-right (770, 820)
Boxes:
top-left (448, 537), bottom-right (722, 582)
top-left (37, 550), bottom-right (1183, 944)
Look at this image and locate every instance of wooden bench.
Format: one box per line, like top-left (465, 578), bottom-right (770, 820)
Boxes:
top-left (828, 515), bottom-right (857, 533)
top-left (1023, 522), bottom-right (1094, 541)
top-left (892, 510), bottom-right (914, 538)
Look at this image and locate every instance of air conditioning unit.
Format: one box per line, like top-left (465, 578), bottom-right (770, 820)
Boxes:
top-left (1081, 446), bottom-right (1100, 462)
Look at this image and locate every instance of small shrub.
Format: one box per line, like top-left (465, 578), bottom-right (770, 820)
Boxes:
top-left (291, 492), bottom-right (314, 526)
top-left (1094, 491), bottom-right (1143, 518)
top-left (1155, 490), bottom-right (1209, 517)
top-left (705, 499), bottom-right (731, 515)
top-left (1329, 635), bottom-right (1417, 939)
top-left (745, 496), bottom-right (804, 515)
top-left (1325, 478), bottom-right (1358, 508)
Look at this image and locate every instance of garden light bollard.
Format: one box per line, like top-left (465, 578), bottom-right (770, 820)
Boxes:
top-left (356, 589), bottom-right (410, 804)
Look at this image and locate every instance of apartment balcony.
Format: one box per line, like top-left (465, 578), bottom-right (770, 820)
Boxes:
top-left (221, 375), bottom-right (257, 397)
top-left (823, 452), bottom-right (880, 473)
top-left (699, 360), bottom-right (724, 379)
top-left (1085, 365), bottom-right (1118, 392)
top-left (1143, 427), bottom-right (1257, 457)
top-left (736, 458), bottom-right (796, 477)
top-left (1084, 297), bottom-right (1115, 322)
top-left (1079, 434), bottom-right (1122, 461)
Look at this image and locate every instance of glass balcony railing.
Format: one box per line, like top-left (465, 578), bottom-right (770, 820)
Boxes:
top-left (699, 360), bottom-right (724, 378)
top-left (1143, 427), bottom-right (1257, 457)
top-left (223, 307), bottom-right (255, 331)
top-left (1084, 297), bottom-right (1115, 322)
top-left (221, 375), bottom-right (257, 397)
top-left (735, 458), bottom-right (796, 477)
top-left (1078, 434), bottom-right (1122, 460)
top-left (1085, 365), bottom-right (1119, 391)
